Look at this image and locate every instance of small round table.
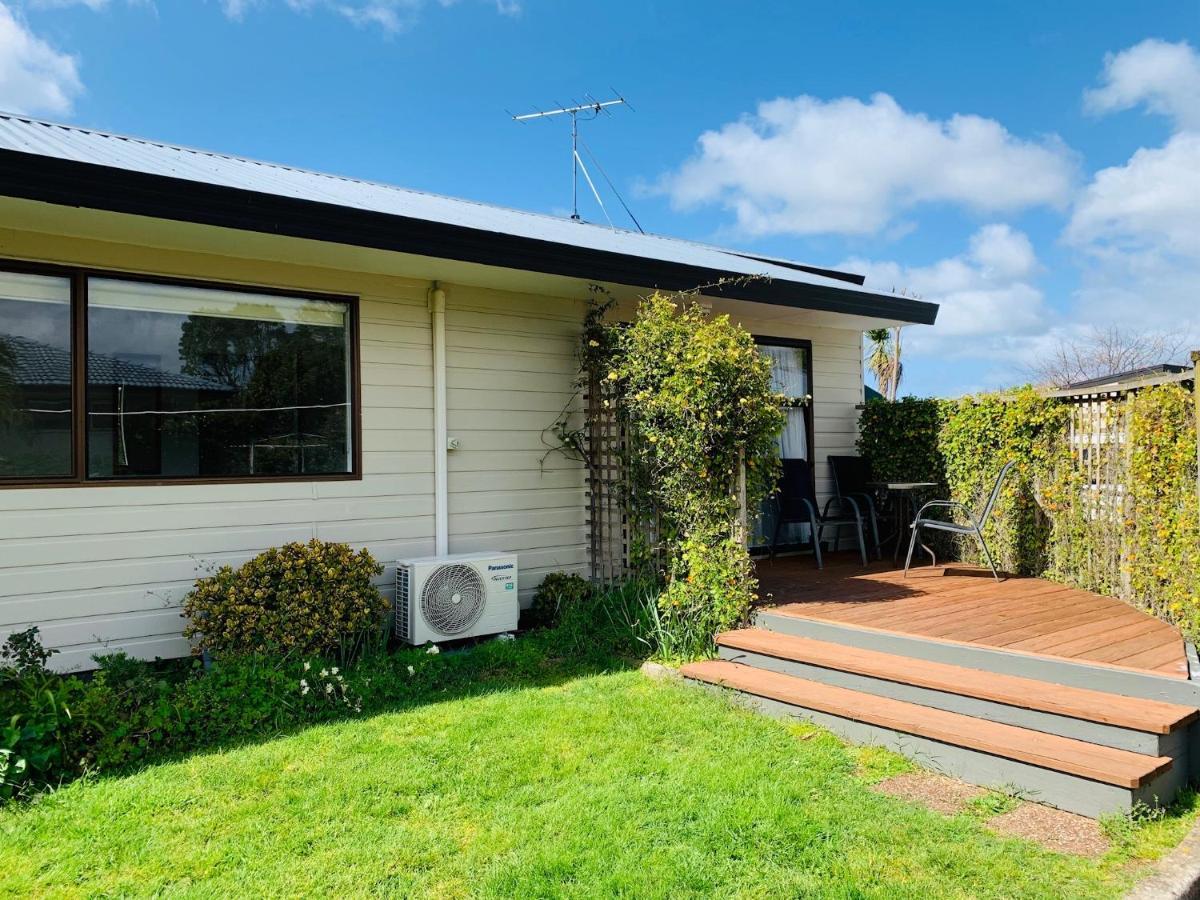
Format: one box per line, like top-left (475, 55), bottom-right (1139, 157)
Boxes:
top-left (868, 481), bottom-right (939, 563)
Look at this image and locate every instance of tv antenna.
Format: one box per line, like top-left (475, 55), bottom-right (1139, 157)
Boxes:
top-left (510, 92), bottom-right (643, 232)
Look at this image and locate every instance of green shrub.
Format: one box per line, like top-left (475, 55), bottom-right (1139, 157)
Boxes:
top-left (182, 539), bottom-right (387, 662)
top-left (547, 577), bottom-right (663, 660)
top-left (72, 653), bottom-right (198, 771)
top-left (525, 572), bottom-right (594, 630)
top-left (657, 526), bottom-right (756, 658)
top-left (0, 628), bottom-right (87, 800)
top-left (857, 397), bottom-right (947, 486)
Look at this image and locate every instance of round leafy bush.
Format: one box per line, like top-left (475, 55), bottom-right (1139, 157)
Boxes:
top-left (525, 572), bottom-right (594, 630)
top-left (182, 540), bottom-right (386, 660)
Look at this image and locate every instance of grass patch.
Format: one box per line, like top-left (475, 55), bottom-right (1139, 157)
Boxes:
top-left (0, 669), bottom-right (1178, 898)
top-left (965, 789), bottom-right (1024, 820)
top-left (1100, 790), bottom-right (1200, 862)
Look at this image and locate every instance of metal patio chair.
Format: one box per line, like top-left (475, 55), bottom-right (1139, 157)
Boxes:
top-left (903, 460), bottom-right (1017, 581)
top-left (770, 458), bottom-right (869, 568)
top-left (828, 455), bottom-right (883, 559)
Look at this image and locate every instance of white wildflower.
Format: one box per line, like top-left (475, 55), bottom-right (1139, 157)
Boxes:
top-left (319, 668), bottom-right (329, 678)
top-left (407, 665), bottom-right (415, 676)
top-left (426, 644), bottom-right (440, 655)
top-left (325, 683), bottom-right (333, 695)
top-left (303, 661), bottom-right (311, 672)
top-left (331, 667), bottom-right (339, 675)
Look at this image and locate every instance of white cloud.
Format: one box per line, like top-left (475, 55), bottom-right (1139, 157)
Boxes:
top-left (0, 2), bottom-right (83, 115)
top-left (844, 225), bottom-right (1050, 361)
top-left (220, 0), bottom-right (518, 32)
top-left (1067, 131), bottom-right (1200, 258)
top-left (655, 93), bottom-right (1077, 237)
top-left (1066, 38), bottom-right (1200, 334)
top-left (1064, 131), bottom-right (1200, 331)
top-left (1084, 38), bottom-right (1200, 130)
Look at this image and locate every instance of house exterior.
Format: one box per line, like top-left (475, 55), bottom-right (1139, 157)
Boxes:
top-left (0, 113), bottom-right (937, 670)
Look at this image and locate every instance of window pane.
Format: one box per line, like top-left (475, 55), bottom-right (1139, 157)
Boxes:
top-left (86, 278), bottom-right (352, 479)
top-left (0, 271), bottom-right (73, 478)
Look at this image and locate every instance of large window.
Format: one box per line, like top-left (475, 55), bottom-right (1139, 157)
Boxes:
top-left (0, 264), bottom-right (358, 486)
top-left (0, 271), bottom-right (74, 478)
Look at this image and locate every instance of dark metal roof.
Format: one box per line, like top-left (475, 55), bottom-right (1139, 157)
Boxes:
top-left (0, 112), bottom-right (938, 326)
top-left (1065, 364), bottom-right (1191, 391)
top-left (2, 334), bottom-right (231, 391)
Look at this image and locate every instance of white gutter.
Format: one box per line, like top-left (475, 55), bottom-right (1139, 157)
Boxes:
top-left (429, 283), bottom-right (449, 556)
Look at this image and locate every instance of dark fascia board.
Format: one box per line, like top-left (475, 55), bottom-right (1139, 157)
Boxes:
top-left (0, 150), bottom-right (938, 325)
top-left (727, 251), bottom-right (866, 286)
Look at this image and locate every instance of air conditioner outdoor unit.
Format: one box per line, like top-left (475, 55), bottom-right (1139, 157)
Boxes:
top-left (395, 552), bottom-right (519, 645)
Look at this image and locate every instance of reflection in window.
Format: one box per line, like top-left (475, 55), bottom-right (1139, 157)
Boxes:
top-left (0, 271), bottom-right (73, 478)
top-left (86, 279), bottom-right (352, 479)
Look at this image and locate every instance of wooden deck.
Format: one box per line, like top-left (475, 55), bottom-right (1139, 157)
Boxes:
top-left (756, 557), bottom-right (1190, 680)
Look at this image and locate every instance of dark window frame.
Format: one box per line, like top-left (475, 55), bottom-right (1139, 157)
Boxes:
top-left (0, 258), bottom-right (362, 489)
top-left (753, 335), bottom-right (816, 464)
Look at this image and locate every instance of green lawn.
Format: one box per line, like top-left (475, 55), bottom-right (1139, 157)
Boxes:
top-left (0, 669), bottom-right (1184, 898)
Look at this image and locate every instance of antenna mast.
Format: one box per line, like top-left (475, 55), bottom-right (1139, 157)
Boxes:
top-left (511, 94), bottom-right (632, 224)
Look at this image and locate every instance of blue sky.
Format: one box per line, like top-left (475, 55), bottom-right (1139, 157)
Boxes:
top-left (1, 0), bottom-right (1197, 395)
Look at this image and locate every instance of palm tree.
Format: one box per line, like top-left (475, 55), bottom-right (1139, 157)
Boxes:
top-left (866, 327), bottom-right (903, 401)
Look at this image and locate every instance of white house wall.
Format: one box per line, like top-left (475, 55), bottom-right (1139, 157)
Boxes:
top-left (0, 226), bottom-right (864, 671)
top-left (0, 228), bottom-right (591, 670)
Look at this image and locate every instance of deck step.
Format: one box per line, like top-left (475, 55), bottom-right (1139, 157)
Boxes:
top-left (717, 629), bottom-right (1198, 735)
top-left (682, 659), bottom-right (1180, 817)
top-left (754, 608), bottom-right (1200, 706)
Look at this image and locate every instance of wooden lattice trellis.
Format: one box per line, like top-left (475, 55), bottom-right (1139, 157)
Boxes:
top-left (583, 371), bottom-right (664, 584)
top-left (1057, 395), bottom-right (1131, 596)
top-left (584, 371), bottom-right (626, 584)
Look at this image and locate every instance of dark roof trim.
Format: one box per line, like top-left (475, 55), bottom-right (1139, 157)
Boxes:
top-left (726, 251), bottom-right (866, 286)
top-left (1065, 364), bottom-right (1190, 391)
top-left (0, 149), bottom-right (938, 325)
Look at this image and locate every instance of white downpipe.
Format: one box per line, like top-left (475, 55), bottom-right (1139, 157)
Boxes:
top-left (430, 284), bottom-right (449, 556)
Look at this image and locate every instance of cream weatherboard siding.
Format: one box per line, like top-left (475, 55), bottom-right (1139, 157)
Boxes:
top-left (0, 228), bottom-right (865, 671)
top-left (0, 231), bottom-right (585, 670)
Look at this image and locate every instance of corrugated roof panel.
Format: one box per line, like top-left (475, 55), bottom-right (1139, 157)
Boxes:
top-left (0, 112), bottom-right (941, 325)
top-left (0, 113), bottom-right (867, 291)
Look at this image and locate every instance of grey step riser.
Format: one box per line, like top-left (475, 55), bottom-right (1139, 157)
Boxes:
top-left (718, 646), bottom-right (1181, 757)
top-left (756, 611), bottom-right (1200, 706)
top-left (692, 680), bottom-right (1184, 819)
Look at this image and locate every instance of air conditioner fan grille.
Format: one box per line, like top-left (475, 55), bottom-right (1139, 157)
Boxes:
top-left (421, 563), bottom-right (486, 635)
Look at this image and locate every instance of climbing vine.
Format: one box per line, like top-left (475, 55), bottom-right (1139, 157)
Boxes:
top-left (611, 293), bottom-right (785, 652)
top-left (939, 390), bottom-right (1069, 576)
top-left (1125, 386), bottom-right (1200, 635)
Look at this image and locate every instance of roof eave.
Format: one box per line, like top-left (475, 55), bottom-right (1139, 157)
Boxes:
top-left (0, 149), bottom-right (939, 326)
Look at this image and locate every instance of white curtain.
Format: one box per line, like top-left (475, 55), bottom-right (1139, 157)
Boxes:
top-left (761, 345), bottom-right (808, 460)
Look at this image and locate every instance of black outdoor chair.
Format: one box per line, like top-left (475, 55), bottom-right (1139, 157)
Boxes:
top-left (904, 460), bottom-right (1017, 581)
top-left (770, 458), bottom-right (869, 567)
top-left (828, 455), bottom-right (884, 559)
